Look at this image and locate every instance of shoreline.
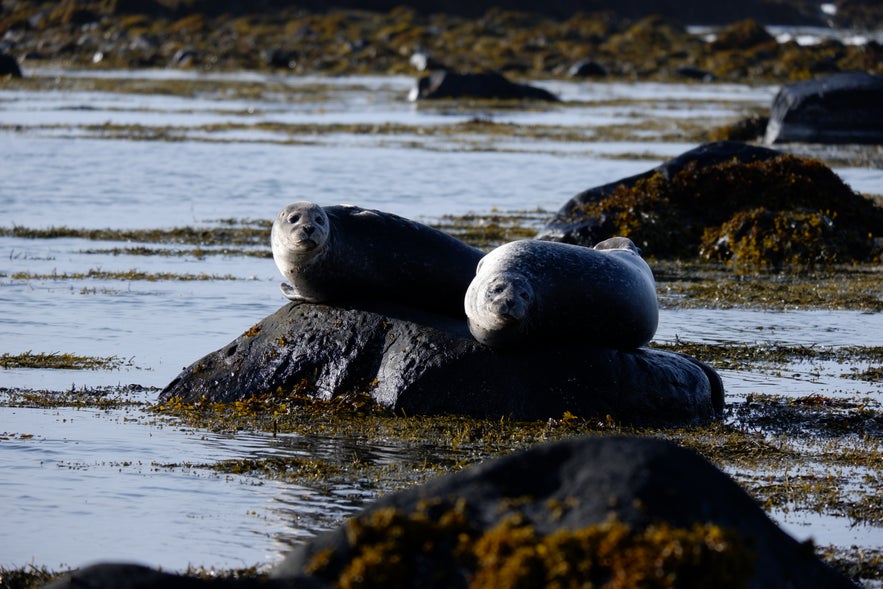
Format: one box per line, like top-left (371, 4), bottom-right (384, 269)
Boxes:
top-left (2, 5), bottom-right (881, 83)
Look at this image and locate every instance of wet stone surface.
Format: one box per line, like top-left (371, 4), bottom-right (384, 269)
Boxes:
top-left (159, 300), bottom-right (724, 425)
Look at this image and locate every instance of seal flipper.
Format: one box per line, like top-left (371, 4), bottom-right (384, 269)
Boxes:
top-left (279, 282), bottom-right (303, 301)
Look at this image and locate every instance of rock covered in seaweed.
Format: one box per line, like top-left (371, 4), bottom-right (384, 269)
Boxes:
top-left (537, 141), bottom-right (883, 268)
top-left (159, 301), bottom-right (723, 426)
top-left (275, 436), bottom-right (858, 589)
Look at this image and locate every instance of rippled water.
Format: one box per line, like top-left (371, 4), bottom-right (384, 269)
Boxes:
top-left (1, 68), bottom-right (881, 574)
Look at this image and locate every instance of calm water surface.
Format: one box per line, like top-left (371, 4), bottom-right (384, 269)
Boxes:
top-left (1, 68), bottom-right (881, 573)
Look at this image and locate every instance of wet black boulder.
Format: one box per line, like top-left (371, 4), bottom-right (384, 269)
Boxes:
top-left (159, 301), bottom-right (723, 425)
top-left (764, 71), bottom-right (883, 144)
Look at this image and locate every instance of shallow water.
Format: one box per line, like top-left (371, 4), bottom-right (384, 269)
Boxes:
top-left (1, 68), bottom-right (882, 575)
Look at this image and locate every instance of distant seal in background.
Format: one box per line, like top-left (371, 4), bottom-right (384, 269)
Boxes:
top-left (464, 237), bottom-right (658, 349)
top-left (271, 201), bottom-right (485, 317)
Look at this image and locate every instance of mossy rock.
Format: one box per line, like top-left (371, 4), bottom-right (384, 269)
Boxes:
top-left (700, 207), bottom-right (873, 270)
top-left (537, 141), bottom-right (883, 268)
top-left (709, 18), bottom-right (776, 51)
top-left (275, 436), bottom-right (858, 589)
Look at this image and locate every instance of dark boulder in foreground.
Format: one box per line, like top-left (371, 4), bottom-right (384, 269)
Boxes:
top-left (409, 70), bottom-right (559, 101)
top-left (159, 301), bottom-right (723, 425)
top-left (44, 437), bottom-right (858, 589)
top-left (537, 140), bottom-right (883, 267)
top-left (765, 72), bottom-right (883, 145)
top-left (278, 435), bottom-right (857, 588)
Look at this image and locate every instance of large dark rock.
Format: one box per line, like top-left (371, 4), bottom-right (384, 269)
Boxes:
top-left (275, 436), bottom-right (857, 588)
top-left (409, 70), bottom-right (559, 102)
top-left (535, 140), bottom-right (883, 266)
top-left (764, 72), bottom-right (883, 144)
top-left (159, 301), bottom-right (723, 425)
top-left (536, 141), bottom-right (782, 247)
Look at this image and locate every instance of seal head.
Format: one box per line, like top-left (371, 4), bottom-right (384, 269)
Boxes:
top-left (464, 268), bottom-right (534, 347)
top-left (271, 201), bottom-right (331, 300)
top-left (465, 239), bottom-right (658, 349)
top-left (270, 201), bottom-right (486, 315)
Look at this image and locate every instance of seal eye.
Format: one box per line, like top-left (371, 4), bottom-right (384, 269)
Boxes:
top-left (288, 214), bottom-right (301, 224)
top-left (315, 216), bottom-right (325, 226)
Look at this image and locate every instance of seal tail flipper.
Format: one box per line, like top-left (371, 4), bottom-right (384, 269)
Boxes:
top-left (279, 282), bottom-right (303, 301)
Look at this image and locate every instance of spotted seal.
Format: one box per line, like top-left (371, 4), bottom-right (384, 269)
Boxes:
top-left (464, 237), bottom-right (658, 349)
top-left (271, 201), bottom-right (485, 317)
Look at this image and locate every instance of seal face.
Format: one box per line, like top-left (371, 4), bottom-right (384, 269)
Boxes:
top-left (271, 201), bottom-right (485, 317)
top-left (464, 238), bottom-right (658, 349)
top-left (272, 201), bottom-right (330, 271)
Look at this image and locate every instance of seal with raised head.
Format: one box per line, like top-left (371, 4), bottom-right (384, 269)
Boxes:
top-left (464, 237), bottom-right (658, 349)
top-left (271, 201), bottom-right (485, 317)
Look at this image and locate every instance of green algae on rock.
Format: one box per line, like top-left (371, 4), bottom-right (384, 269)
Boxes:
top-left (0, 351), bottom-right (133, 371)
top-left (279, 436), bottom-right (856, 588)
top-left (305, 504), bottom-right (755, 589)
top-left (0, 223), bottom-right (270, 247)
top-left (8, 269), bottom-right (240, 282)
top-left (541, 143), bottom-right (883, 269)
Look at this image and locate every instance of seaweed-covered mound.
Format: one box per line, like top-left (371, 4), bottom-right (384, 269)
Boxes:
top-left (538, 141), bottom-right (883, 269)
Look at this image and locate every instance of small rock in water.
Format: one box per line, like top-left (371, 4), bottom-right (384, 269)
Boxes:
top-left (410, 70), bottom-right (559, 102)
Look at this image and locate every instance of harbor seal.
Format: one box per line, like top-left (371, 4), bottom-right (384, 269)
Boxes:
top-left (464, 237), bottom-right (658, 349)
top-left (271, 201), bottom-right (485, 317)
